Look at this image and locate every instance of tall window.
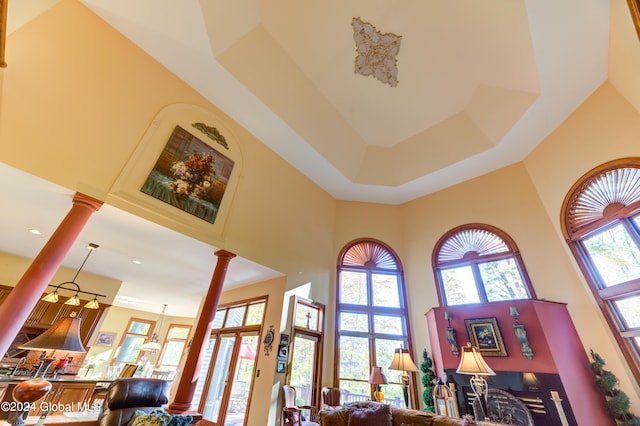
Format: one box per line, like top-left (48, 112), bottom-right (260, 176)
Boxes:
top-left (433, 224), bottom-right (535, 306)
top-left (561, 158), bottom-right (640, 382)
top-left (157, 324), bottom-right (191, 371)
top-left (336, 239), bottom-right (413, 408)
top-left (114, 318), bottom-right (155, 366)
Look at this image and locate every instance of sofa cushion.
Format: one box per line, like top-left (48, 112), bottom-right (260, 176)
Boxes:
top-left (127, 410), bottom-right (168, 426)
top-left (388, 406), bottom-right (435, 426)
top-left (346, 402), bottom-right (391, 426)
top-left (126, 409), bottom-right (193, 426)
top-left (318, 408), bottom-right (350, 426)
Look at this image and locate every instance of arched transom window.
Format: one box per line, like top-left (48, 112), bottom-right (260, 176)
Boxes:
top-left (336, 239), bottom-right (415, 408)
top-left (562, 158), bottom-right (640, 382)
top-left (433, 224), bottom-right (535, 306)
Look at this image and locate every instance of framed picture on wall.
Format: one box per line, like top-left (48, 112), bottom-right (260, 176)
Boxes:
top-left (94, 332), bottom-right (117, 347)
top-left (277, 344), bottom-right (289, 360)
top-left (464, 317), bottom-right (507, 356)
top-left (277, 361), bottom-right (286, 374)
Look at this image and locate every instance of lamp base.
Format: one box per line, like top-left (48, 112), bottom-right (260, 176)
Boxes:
top-left (373, 389), bottom-right (384, 403)
top-left (10, 379), bottom-right (52, 426)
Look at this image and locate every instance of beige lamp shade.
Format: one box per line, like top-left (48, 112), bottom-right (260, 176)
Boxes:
top-left (368, 366), bottom-right (388, 385)
top-left (388, 347), bottom-right (419, 372)
top-left (456, 344), bottom-right (495, 376)
top-left (19, 316), bottom-right (86, 353)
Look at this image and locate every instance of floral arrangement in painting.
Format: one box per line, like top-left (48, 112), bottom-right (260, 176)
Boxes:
top-left (168, 151), bottom-right (216, 200)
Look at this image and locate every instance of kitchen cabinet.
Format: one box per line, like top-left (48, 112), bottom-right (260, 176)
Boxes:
top-left (0, 380), bottom-right (100, 419)
top-left (32, 382), bottom-right (96, 416)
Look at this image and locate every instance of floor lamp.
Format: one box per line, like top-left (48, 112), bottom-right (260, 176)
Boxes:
top-left (388, 347), bottom-right (419, 409)
top-left (456, 343), bottom-right (495, 421)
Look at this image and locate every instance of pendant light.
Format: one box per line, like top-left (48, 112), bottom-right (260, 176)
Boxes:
top-left (41, 243), bottom-right (107, 309)
top-left (140, 304), bottom-right (167, 353)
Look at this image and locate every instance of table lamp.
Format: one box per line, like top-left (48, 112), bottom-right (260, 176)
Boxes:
top-left (388, 347), bottom-right (419, 408)
top-left (368, 366), bottom-right (388, 402)
top-left (456, 343), bottom-right (495, 420)
top-left (8, 316), bottom-right (86, 426)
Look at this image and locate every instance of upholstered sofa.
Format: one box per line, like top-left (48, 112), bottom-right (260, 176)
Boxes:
top-left (317, 402), bottom-right (505, 426)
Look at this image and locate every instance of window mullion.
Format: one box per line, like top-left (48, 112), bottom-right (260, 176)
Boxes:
top-left (472, 263), bottom-right (488, 302)
top-left (599, 280), bottom-right (640, 300)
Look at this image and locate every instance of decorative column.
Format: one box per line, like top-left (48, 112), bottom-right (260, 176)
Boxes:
top-left (0, 193), bottom-right (103, 358)
top-left (168, 249), bottom-right (236, 413)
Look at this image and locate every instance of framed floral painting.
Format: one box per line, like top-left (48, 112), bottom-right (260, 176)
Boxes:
top-left (141, 125), bottom-right (235, 224)
top-left (464, 317), bottom-right (507, 357)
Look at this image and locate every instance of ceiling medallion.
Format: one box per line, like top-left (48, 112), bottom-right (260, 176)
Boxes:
top-left (352, 17), bottom-right (402, 87)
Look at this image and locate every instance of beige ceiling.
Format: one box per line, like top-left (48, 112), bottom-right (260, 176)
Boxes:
top-left (72, 0), bottom-right (609, 204)
top-left (1, 0), bottom-right (619, 316)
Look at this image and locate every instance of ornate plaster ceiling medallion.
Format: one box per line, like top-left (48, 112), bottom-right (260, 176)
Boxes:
top-left (352, 17), bottom-right (402, 87)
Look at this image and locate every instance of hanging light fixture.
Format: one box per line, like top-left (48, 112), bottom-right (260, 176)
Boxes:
top-left (140, 304), bottom-right (167, 353)
top-left (41, 243), bottom-right (107, 309)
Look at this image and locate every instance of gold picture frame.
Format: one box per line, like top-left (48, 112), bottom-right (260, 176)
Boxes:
top-left (464, 317), bottom-right (507, 357)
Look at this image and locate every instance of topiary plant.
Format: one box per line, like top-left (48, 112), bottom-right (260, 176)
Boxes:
top-left (621, 417), bottom-right (640, 426)
top-left (590, 349), bottom-right (640, 424)
top-left (596, 370), bottom-right (618, 394)
top-left (590, 349), bottom-right (606, 374)
top-left (607, 391), bottom-right (631, 419)
top-left (420, 349), bottom-right (436, 412)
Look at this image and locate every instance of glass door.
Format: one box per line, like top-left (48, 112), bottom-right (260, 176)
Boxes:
top-left (289, 333), bottom-right (320, 406)
top-left (200, 333), bottom-right (259, 426)
top-left (201, 334), bottom-right (235, 421)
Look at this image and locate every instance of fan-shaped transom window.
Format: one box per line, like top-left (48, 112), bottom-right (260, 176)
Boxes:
top-left (562, 158), bottom-right (640, 382)
top-left (433, 224), bottom-right (535, 306)
top-left (336, 239), bottom-right (414, 408)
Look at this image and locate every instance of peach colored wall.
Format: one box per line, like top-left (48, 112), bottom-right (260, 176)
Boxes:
top-left (0, 0), bottom-right (336, 302)
top-left (524, 83), bottom-right (640, 406)
top-left (2, 0), bottom-right (640, 420)
top-left (0, 251), bottom-right (122, 304)
top-left (86, 305), bottom-right (194, 377)
top-left (397, 163), bottom-right (586, 381)
top-left (609, 0), bottom-right (640, 112)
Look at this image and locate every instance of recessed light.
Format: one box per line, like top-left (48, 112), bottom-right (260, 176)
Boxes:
top-left (132, 260), bottom-right (142, 265)
top-left (29, 229), bottom-right (42, 235)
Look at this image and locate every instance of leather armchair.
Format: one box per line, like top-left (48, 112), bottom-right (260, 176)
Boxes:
top-left (98, 378), bottom-right (170, 426)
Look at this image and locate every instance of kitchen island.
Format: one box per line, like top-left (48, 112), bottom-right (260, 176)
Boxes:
top-left (0, 376), bottom-right (110, 420)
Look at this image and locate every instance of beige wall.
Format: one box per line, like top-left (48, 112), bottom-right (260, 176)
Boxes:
top-left (2, 0), bottom-right (640, 420)
top-left (84, 305), bottom-right (194, 378)
top-left (0, 252), bottom-right (122, 304)
top-left (524, 82), bottom-right (640, 405)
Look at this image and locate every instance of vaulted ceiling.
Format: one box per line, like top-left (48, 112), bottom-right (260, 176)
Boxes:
top-left (76, 0), bottom-right (609, 204)
top-left (1, 0), bottom-right (629, 316)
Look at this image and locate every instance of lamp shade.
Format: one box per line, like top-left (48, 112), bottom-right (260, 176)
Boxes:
top-left (456, 344), bottom-right (495, 376)
top-left (368, 366), bottom-right (388, 385)
top-left (19, 316), bottom-right (86, 353)
top-left (41, 291), bottom-right (59, 303)
top-left (388, 347), bottom-right (419, 372)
